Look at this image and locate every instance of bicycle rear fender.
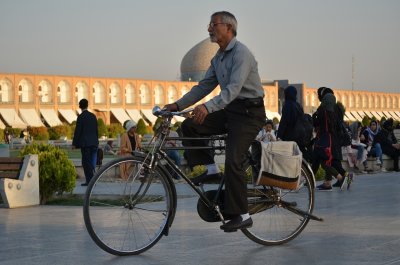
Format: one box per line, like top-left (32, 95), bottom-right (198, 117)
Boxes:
top-left (302, 159), bottom-right (316, 189)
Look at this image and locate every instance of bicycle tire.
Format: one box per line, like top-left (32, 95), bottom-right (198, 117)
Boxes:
top-left (242, 163), bottom-right (314, 245)
top-left (83, 156), bottom-right (175, 255)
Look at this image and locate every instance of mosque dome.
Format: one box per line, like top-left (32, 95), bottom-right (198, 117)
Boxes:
top-left (180, 38), bottom-right (219, 82)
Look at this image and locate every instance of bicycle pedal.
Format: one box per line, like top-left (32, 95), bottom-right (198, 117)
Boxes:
top-left (223, 228), bottom-right (238, 233)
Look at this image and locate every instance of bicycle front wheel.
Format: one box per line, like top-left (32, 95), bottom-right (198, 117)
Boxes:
top-left (242, 164), bottom-right (314, 245)
top-left (83, 156), bottom-right (174, 255)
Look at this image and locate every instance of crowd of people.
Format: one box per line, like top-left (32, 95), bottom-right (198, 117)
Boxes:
top-left (53, 86), bottom-right (400, 192)
top-left (251, 86), bottom-right (400, 191)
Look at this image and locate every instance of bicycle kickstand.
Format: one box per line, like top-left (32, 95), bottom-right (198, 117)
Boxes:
top-left (215, 205), bottom-right (226, 224)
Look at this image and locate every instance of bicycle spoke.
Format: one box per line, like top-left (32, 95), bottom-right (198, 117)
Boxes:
top-left (242, 163), bottom-right (314, 245)
top-left (83, 157), bottom-right (174, 255)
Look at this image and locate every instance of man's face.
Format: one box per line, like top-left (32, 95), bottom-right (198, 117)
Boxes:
top-left (208, 15), bottom-right (228, 43)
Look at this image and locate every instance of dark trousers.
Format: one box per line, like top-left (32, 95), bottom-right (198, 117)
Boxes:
top-left (311, 152), bottom-right (339, 181)
top-left (81, 146), bottom-right (98, 184)
top-left (331, 159), bottom-right (346, 176)
top-left (181, 100), bottom-right (265, 215)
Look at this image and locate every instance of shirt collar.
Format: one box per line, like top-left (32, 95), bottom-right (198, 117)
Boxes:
top-left (225, 37), bottom-right (237, 52)
top-left (217, 37), bottom-right (237, 55)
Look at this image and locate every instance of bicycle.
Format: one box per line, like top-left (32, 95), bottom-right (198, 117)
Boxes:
top-left (83, 106), bottom-right (323, 256)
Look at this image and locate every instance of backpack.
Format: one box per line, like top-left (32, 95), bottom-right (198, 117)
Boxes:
top-left (294, 113), bottom-right (314, 147)
top-left (333, 104), bottom-right (351, 147)
top-left (96, 148), bottom-right (104, 166)
top-left (338, 122), bottom-right (352, 147)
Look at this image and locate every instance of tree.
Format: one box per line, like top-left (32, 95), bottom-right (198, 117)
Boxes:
top-left (97, 118), bottom-right (108, 138)
top-left (136, 118), bottom-right (148, 136)
top-left (361, 116), bottom-right (370, 127)
top-left (107, 123), bottom-right (125, 138)
top-left (28, 126), bottom-right (49, 141)
top-left (380, 116), bottom-right (387, 125)
top-left (48, 125), bottom-right (72, 140)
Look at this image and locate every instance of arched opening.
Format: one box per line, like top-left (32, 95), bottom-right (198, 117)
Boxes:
top-left (168, 85), bottom-right (178, 103)
top-left (343, 94), bottom-right (348, 108)
top-left (18, 78), bottom-right (34, 103)
top-left (109, 82), bottom-right (121, 104)
top-left (57, 80), bottom-right (71, 103)
top-left (349, 94), bottom-right (355, 108)
top-left (375, 96), bottom-right (380, 108)
top-left (393, 97), bottom-right (398, 109)
top-left (362, 95), bottom-right (368, 108)
top-left (386, 96), bottom-right (391, 109)
top-left (125, 83), bottom-right (135, 104)
top-left (76, 81), bottom-right (89, 102)
top-left (311, 93), bottom-right (316, 107)
top-left (369, 96), bottom-right (374, 109)
top-left (38, 79), bottom-right (53, 103)
top-left (93, 81), bottom-right (106, 104)
top-left (154, 85), bottom-right (164, 105)
top-left (139, 84), bottom-right (151, 105)
top-left (0, 78), bottom-right (13, 103)
top-left (181, 86), bottom-right (189, 96)
top-left (356, 94), bottom-right (362, 108)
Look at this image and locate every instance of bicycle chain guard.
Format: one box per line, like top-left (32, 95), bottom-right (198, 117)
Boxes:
top-left (197, 190), bottom-right (225, 223)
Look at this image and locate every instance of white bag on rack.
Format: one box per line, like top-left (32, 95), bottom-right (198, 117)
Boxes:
top-left (256, 141), bottom-right (302, 190)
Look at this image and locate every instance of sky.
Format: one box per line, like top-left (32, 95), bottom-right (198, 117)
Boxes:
top-left (0, 0), bottom-right (399, 93)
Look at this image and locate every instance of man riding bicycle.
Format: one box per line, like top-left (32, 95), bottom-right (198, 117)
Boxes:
top-left (164, 11), bottom-right (266, 232)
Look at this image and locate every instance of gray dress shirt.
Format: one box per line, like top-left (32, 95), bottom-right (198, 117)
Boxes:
top-left (176, 37), bottom-right (264, 113)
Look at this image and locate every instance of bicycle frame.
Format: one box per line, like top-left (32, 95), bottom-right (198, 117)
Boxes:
top-left (136, 118), bottom-right (228, 221)
top-left (137, 109), bottom-right (317, 222)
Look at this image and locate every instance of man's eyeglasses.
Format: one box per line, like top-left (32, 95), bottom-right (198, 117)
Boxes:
top-left (208, 22), bottom-right (227, 29)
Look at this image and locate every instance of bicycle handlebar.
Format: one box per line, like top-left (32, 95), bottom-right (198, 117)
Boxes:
top-left (152, 106), bottom-right (193, 118)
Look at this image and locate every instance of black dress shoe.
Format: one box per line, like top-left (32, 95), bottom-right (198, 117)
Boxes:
top-left (81, 183), bottom-right (88, 186)
top-left (191, 171), bottom-right (222, 186)
top-left (220, 216), bottom-right (253, 232)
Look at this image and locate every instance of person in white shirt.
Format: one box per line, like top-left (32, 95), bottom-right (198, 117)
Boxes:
top-left (255, 120), bottom-right (276, 143)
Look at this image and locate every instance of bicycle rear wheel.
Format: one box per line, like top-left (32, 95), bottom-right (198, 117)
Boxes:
top-left (242, 164), bottom-right (314, 245)
top-left (83, 156), bottom-right (174, 255)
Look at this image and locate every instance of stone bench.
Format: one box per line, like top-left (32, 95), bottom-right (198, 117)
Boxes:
top-left (0, 155), bottom-right (40, 208)
top-left (341, 153), bottom-right (394, 173)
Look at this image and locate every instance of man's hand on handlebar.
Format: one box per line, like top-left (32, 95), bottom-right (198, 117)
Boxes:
top-left (163, 103), bottom-right (178, 112)
top-left (162, 103), bottom-right (207, 123)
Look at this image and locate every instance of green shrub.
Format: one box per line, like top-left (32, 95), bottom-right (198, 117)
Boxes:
top-left (107, 123), bottom-right (125, 138)
top-left (97, 118), bottom-right (108, 138)
top-left (19, 143), bottom-right (77, 204)
top-left (380, 116), bottom-right (387, 125)
top-left (48, 125), bottom-right (72, 140)
top-left (187, 164), bottom-right (252, 182)
top-left (136, 118), bottom-right (148, 136)
top-left (188, 165), bottom-right (206, 177)
top-left (315, 166), bottom-right (325, 181)
top-left (152, 117), bottom-right (163, 132)
top-left (361, 116), bottom-right (370, 127)
top-left (28, 126), bottom-right (49, 141)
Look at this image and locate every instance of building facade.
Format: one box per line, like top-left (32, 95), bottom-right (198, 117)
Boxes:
top-left (0, 72), bottom-right (280, 128)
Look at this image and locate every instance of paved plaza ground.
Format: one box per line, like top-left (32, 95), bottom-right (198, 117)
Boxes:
top-left (1, 172), bottom-right (400, 265)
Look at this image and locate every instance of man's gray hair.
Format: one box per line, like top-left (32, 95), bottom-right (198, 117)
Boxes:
top-left (211, 11), bottom-right (237, 36)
